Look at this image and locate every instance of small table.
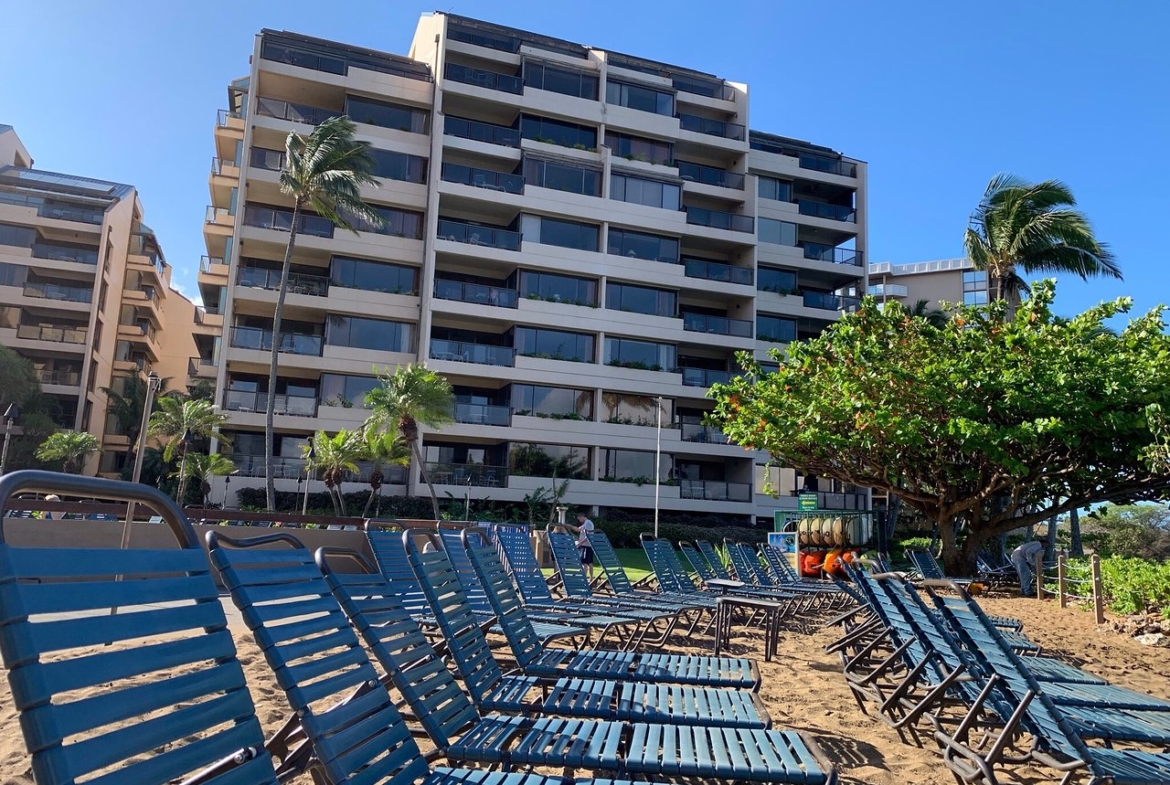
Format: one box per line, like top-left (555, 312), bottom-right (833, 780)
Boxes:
top-left (714, 595), bottom-right (784, 662)
top-left (705, 579), bottom-right (745, 595)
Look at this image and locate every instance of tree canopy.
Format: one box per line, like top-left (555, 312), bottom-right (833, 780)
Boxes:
top-left (708, 281), bottom-right (1170, 572)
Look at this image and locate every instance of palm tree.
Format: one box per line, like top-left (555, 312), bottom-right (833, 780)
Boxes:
top-left (263, 116), bottom-right (383, 512)
top-left (305, 430), bottom-right (365, 516)
top-left (35, 431), bottom-right (100, 474)
top-left (361, 429), bottom-right (411, 518)
top-left (964, 174), bottom-right (1120, 305)
top-left (101, 374), bottom-right (169, 462)
top-left (898, 299), bottom-right (948, 328)
top-left (147, 396), bottom-right (231, 504)
top-left (364, 364), bottom-right (455, 521)
top-left (177, 452), bottom-right (236, 507)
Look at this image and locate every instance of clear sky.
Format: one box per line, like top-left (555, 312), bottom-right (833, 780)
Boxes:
top-left (2, 1), bottom-right (1167, 321)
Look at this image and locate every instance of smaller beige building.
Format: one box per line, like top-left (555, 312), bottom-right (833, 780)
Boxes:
top-left (867, 257), bottom-right (987, 313)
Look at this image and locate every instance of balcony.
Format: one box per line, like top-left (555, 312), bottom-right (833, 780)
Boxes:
top-left (867, 283), bottom-right (908, 298)
top-left (28, 242), bottom-right (99, 266)
top-left (434, 279), bottom-right (518, 308)
top-left (681, 368), bottom-right (734, 388)
top-left (682, 313), bottom-right (753, 338)
top-left (803, 292), bottom-right (860, 312)
top-left (429, 339), bottom-right (514, 367)
top-left (802, 243), bottom-right (863, 267)
top-left (680, 423), bottom-right (730, 444)
top-left (243, 205), bottom-right (335, 238)
top-left (682, 258), bottom-right (752, 286)
top-left (797, 199), bottom-right (856, 223)
top-left (444, 63), bottom-right (523, 94)
top-left (205, 206), bottom-right (233, 226)
top-left (227, 454), bottom-right (306, 479)
top-left (194, 307), bottom-right (224, 327)
top-left (444, 116), bottom-right (521, 148)
top-left (223, 390), bottom-right (318, 417)
top-left (424, 462), bottom-right (506, 487)
top-left (188, 357), bottom-right (217, 378)
top-left (799, 153), bottom-right (857, 178)
top-left (237, 266), bottom-right (330, 297)
top-left (37, 370), bottom-right (81, 386)
top-left (230, 326), bottom-right (323, 356)
top-left (22, 281), bottom-right (93, 304)
top-left (436, 219), bottom-right (521, 251)
top-left (200, 256), bottom-right (227, 274)
top-left (685, 207), bottom-right (754, 234)
top-left (440, 163), bottom-right (524, 194)
top-left (678, 113), bottom-right (745, 141)
top-left (255, 97), bottom-right (339, 126)
top-left (680, 479), bottom-right (751, 502)
top-left (211, 157), bottom-right (239, 176)
top-left (677, 161), bottom-right (744, 190)
top-left (453, 402), bottom-right (511, 426)
top-left (16, 324), bottom-right (87, 344)
top-left (217, 109), bottom-right (243, 127)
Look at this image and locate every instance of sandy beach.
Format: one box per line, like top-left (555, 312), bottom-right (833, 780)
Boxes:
top-left (1, 592), bottom-right (1168, 785)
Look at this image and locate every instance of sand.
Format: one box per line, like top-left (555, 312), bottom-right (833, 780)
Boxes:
top-left (1, 592), bottom-right (1168, 785)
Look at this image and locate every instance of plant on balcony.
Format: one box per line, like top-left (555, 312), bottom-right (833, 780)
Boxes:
top-left (176, 452), bottom-right (236, 507)
top-left (606, 359), bottom-right (663, 372)
top-left (364, 363), bottom-right (454, 520)
top-left (323, 393), bottom-right (354, 408)
top-left (34, 431), bottom-right (99, 474)
top-left (262, 115), bottom-right (384, 512)
top-left (304, 429), bottom-right (365, 516)
top-left (362, 428), bottom-right (410, 517)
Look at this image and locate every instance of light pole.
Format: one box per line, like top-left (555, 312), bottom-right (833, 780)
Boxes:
top-left (0, 403), bottom-right (21, 476)
top-left (121, 371), bottom-right (160, 542)
top-left (175, 429), bottom-right (194, 506)
top-left (301, 443), bottom-right (315, 515)
top-left (653, 396), bottom-right (663, 539)
top-left (223, 470), bottom-right (239, 509)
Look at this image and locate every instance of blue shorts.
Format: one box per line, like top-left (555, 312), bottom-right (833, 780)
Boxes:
top-left (579, 546), bottom-right (595, 565)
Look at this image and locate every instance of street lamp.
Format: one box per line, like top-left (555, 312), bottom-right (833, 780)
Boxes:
top-left (176, 429), bottom-right (194, 505)
top-left (121, 371), bottom-right (161, 544)
top-left (301, 443), bottom-right (315, 515)
top-left (0, 403), bottom-right (21, 476)
top-left (223, 469), bottom-right (239, 509)
top-left (653, 396), bottom-right (663, 539)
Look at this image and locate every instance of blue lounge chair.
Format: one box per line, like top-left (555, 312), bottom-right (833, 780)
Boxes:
top-left (723, 540), bottom-right (846, 607)
top-left (588, 529), bottom-right (715, 615)
top-left (682, 540), bottom-right (811, 611)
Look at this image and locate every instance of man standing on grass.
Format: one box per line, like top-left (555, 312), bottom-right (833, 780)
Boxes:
top-left (1011, 537), bottom-right (1048, 597)
top-left (566, 510), bottom-right (596, 580)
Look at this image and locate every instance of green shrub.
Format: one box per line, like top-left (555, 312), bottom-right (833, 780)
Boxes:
top-left (1066, 556), bottom-right (1170, 618)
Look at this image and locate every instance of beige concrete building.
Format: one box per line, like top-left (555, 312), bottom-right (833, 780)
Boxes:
top-left (200, 15), bottom-right (868, 521)
top-left (0, 125), bottom-right (196, 476)
top-left (867, 257), bottom-right (988, 312)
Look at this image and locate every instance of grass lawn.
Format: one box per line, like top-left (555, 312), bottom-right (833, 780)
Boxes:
top-left (541, 547), bottom-right (678, 584)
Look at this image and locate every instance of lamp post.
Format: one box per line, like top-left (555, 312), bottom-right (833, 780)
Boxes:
top-left (653, 396), bottom-right (663, 539)
top-left (223, 470), bottom-right (239, 509)
top-left (121, 371), bottom-right (161, 543)
top-left (301, 443), bottom-right (315, 515)
top-left (176, 429), bottom-right (194, 505)
top-left (0, 403), bottom-right (21, 476)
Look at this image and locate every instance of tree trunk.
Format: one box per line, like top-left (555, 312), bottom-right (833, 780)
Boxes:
top-left (412, 440), bottom-right (440, 520)
top-left (265, 202), bottom-right (302, 512)
top-left (1069, 506), bottom-right (1084, 558)
top-left (325, 480), bottom-right (341, 516)
top-left (1045, 514), bottom-right (1058, 562)
top-left (883, 494), bottom-right (903, 560)
top-left (938, 516), bottom-right (989, 576)
top-left (363, 487), bottom-right (376, 518)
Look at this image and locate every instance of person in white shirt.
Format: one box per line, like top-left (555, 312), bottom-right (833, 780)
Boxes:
top-left (1010, 537), bottom-right (1047, 597)
top-left (566, 511), bottom-right (596, 580)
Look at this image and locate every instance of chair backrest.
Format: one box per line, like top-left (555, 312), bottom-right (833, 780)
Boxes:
top-left (315, 548), bottom-right (482, 747)
top-left (640, 534), bottom-right (695, 595)
top-left (366, 527), bottom-right (431, 615)
top-left (694, 540), bottom-right (732, 580)
top-left (462, 528), bottom-right (549, 672)
top-left (436, 525), bottom-right (495, 615)
top-left (679, 541), bottom-right (715, 581)
top-left (546, 529), bottom-right (596, 596)
top-left (0, 470), bottom-right (277, 785)
top-left (494, 525), bottom-right (559, 604)
top-left (588, 529), bottom-right (636, 595)
top-left (905, 548), bottom-right (946, 580)
top-left (724, 539), bottom-right (764, 584)
top-left (207, 531), bottom-right (431, 785)
top-left (759, 544), bottom-right (798, 584)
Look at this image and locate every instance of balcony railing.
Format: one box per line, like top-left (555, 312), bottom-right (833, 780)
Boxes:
top-left (673, 77), bottom-right (736, 101)
top-left (200, 255), bottom-right (226, 273)
top-left (452, 402), bottom-right (511, 426)
top-left (444, 116), bottom-right (521, 148)
top-left (22, 281), bottom-right (93, 303)
top-left (679, 423), bottom-right (730, 444)
top-left (682, 258), bottom-right (753, 286)
top-left (16, 324), bottom-right (87, 344)
top-left (205, 205), bottom-right (233, 225)
top-left (217, 109), bottom-right (243, 127)
top-left (230, 326), bottom-right (323, 356)
top-left (424, 462), bottom-right (507, 487)
top-left (237, 266), bottom-right (330, 296)
top-left (440, 163), bottom-right (524, 194)
top-left (797, 199), bottom-right (856, 223)
top-left (682, 313), bottom-right (753, 338)
top-left (685, 207), bottom-right (754, 234)
top-left (434, 279), bottom-right (518, 308)
top-left (678, 113), bottom-right (746, 141)
top-left (677, 161), bottom-right (744, 189)
top-left (802, 243), bottom-right (863, 267)
top-left (37, 370), bottom-right (81, 386)
top-left (255, 97), bottom-right (339, 126)
top-left (30, 242), bottom-right (98, 265)
top-left (680, 479), bottom-right (751, 502)
top-left (681, 368), bottom-right (734, 388)
top-left (429, 339), bottom-right (514, 367)
top-left (211, 157), bottom-right (238, 175)
top-left (803, 292), bottom-right (860, 312)
top-left (436, 219), bottom-right (521, 251)
top-left (444, 63), bottom-right (523, 94)
top-left (224, 390), bottom-right (318, 417)
top-left (227, 454), bottom-right (306, 479)
top-left (243, 205), bottom-right (334, 238)
top-left (188, 357), bottom-right (217, 376)
top-left (799, 153), bottom-right (857, 178)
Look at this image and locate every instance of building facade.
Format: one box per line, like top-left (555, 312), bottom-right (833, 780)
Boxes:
top-left (0, 125), bottom-right (196, 476)
top-left (198, 14), bottom-right (869, 521)
top-left (867, 257), bottom-right (988, 312)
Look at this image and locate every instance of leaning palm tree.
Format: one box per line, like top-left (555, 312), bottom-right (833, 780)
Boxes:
top-left (101, 374), bottom-right (169, 462)
top-left (148, 396), bottom-right (231, 503)
top-left (364, 364), bottom-right (455, 521)
top-left (264, 116), bottom-right (383, 512)
top-left (177, 452), bottom-right (236, 507)
top-left (361, 429), bottom-right (411, 518)
top-left (964, 174), bottom-right (1120, 305)
top-left (305, 429), bottom-right (365, 516)
top-left (35, 431), bottom-right (99, 474)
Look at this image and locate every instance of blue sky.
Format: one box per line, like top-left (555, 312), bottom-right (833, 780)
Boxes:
top-left (2, 1), bottom-right (1167, 321)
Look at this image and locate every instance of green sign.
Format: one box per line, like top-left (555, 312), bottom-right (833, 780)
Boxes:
top-left (798, 493), bottom-right (819, 511)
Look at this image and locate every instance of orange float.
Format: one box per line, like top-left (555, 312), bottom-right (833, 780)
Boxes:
top-left (800, 551), bottom-right (825, 577)
top-left (822, 548), bottom-right (846, 576)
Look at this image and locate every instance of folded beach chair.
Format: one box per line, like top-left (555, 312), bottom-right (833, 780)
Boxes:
top-left (463, 527), bottom-right (761, 689)
top-left (681, 540), bottom-right (812, 612)
top-left (0, 470), bottom-right (279, 785)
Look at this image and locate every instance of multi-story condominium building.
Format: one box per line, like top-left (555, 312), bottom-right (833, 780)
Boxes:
top-left (198, 14), bottom-right (868, 521)
top-left (867, 257), bottom-right (987, 312)
top-left (0, 124), bottom-right (195, 476)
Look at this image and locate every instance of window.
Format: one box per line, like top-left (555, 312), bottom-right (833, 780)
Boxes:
top-left (0, 222), bottom-right (36, 248)
top-left (369, 149), bottom-right (427, 183)
top-left (524, 61), bottom-right (598, 99)
top-left (350, 206), bottom-right (424, 239)
top-left (757, 267), bottom-right (798, 294)
top-left (604, 132), bottom-right (672, 166)
top-left (243, 203), bottom-right (334, 237)
top-left (606, 282), bottom-right (676, 317)
top-left (610, 174), bottom-right (681, 210)
top-left (602, 394), bottom-right (670, 426)
top-left (345, 96), bottom-right (427, 133)
top-left (514, 326), bottom-right (594, 362)
top-left (0, 262), bottom-right (27, 288)
top-left (330, 256), bottom-right (417, 294)
top-left (520, 215), bottom-right (599, 251)
top-left (320, 373), bottom-right (379, 407)
top-left (757, 176), bottom-right (793, 202)
top-left (512, 384), bottom-right (593, 420)
top-left (520, 115), bottom-right (597, 150)
top-left (605, 337), bottom-right (675, 371)
top-left (607, 228), bottom-right (679, 263)
top-left (601, 448), bottom-right (671, 482)
top-left (963, 270), bottom-right (988, 305)
top-left (605, 80), bottom-right (674, 116)
top-left (327, 315), bottom-right (414, 353)
top-left (523, 157), bottom-right (601, 196)
top-left (509, 443), bottom-right (589, 479)
top-left (758, 217), bottom-right (797, 247)
top-left (519, 270), bottom-right (596, 306)
top-left (757, 315), bottom-right (796, 343)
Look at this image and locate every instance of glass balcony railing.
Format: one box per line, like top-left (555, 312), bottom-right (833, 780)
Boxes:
top-left (230, 326), bottom-right (323, 356)
top-left (685, 207), bottom-right (754, 234)
top-left (682, 313), bottom-right (753, 338)
top-left (38, 202), bottom-right (105, 224)
top-left (434, 279), bottom-right (518, 308)
top-left (237, 266), bottom-right (330, 296)
top-left (797, 199), bottom-right (856, 223)
top-left (217, 109), bottom-right (243, 127)
top-left (440, 163), bottom-right (524, 194)
top-left (444, 63), bottom-right (523, 94)
top-left (678, 113), bottom-right (746, 141)
top-left (799, 153), bottom-right (857, 178)
top-left (200, 255), bottom-right (225, 273)
top-left (802, 243), bottom-right (863, 267)
top-left (436, 219), bottom-right (521, 251)
top-left (679, 423), bottom-right (730, 444)
top-left (22, 281), bottom-right (93, 303)
top-left (672, 76), bottom-right (736, 101)
top-left (679, 479), bottom-right (751, 502)
top-left (16, 324), bottom-right (87, 344)
top-left (188, 357), bottom-right (217, 376)
top-left (444, 116), bottom-right (521, 147)
top-left (243, 205), bottom-right (334, 238)
top-left (223, 390), bottom-right (318, 417)
top-left (677, 161), bottom-right (744, 189)
top-left (423, 462), bottom-right (507, 487)
top-left (37, 370), bottom-right (81, 386)
top-left (453, 402), bottom-right (511, 426)
top-left (211, 157), bottom-right (239, 175)
top-left (205, 205), bottom-right (233, 224)
top-left (681, 368), bottom-right (734, 388)
top-left (227, 454), bottom-right (307, 479)
top-left (30, 242), bottom-right (99, 265)
top-left (682, 258), bottom-right (753, 286)
top-left (803, 292), bottom-right (861, 312)
top-left (429, 339), bottom-right (514, 367)
top-left (255, 97), bottom-right (339, 126)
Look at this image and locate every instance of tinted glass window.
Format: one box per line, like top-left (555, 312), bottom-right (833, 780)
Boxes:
top-left (757, 315), bottom-right (796, 343)
top-left (606, 282), bottom-right (676, 317)
top-left (330, 256), bottom-right (417, 294)
top-left (757, 267), bottom-right (798, 293)
top-left (607, 228), bottom-right (679, 262)
top-left (520, 270), bottom-right (596, 305)
top-left (758, 217), bottom-right (797, 246)
top-left (345, 96), bottom-right (427, 133)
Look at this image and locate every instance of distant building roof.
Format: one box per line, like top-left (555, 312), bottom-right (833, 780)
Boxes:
top-left (0, 165), bottom-right (134, 200)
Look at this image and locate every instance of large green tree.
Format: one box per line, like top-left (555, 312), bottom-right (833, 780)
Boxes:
top-left (148, 396), bottom-right (231, 503)
top-left (35, 431), bottom-right (100, 474)
top-left (964, 174), bottom-right (1120, 304)
top-left (709, 281), bottom-right (1170, 574)
top-left (364, 364), bottom-right (454, 521)
top-left (264, 116), bottom-right (382, 511)
top-left (177, 452), bottom-right (237, 507)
